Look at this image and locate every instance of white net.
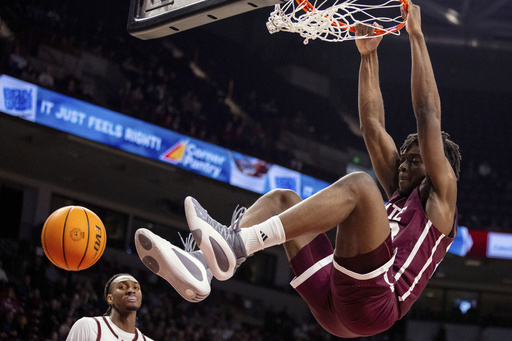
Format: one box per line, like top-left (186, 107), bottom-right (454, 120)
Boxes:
top-left (266, 0), bottom-right (407, 44)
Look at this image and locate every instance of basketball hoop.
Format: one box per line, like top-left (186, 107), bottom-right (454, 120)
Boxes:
top-left (266, 0), bottom-right (408, 44)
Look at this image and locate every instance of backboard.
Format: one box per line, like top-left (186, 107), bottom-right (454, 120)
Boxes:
top-left (128, 0), bottom-right (284, 40)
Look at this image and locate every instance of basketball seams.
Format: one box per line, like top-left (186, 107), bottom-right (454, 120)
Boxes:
top-left (62, 206), bottom-right (74, 270)
top-left (78, 207), bottom-right (91, 271)
top-left (97, 220), bottom-right (107, 261)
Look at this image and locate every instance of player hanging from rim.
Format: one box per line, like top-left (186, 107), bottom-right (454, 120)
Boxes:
top-left (66, 273), bottom-right (153, 340)
top-left (134, 0), bottom-right (461, 337)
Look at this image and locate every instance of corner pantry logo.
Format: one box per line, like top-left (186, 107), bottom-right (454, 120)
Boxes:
top-left (160, 139), bottom-right (226, 178)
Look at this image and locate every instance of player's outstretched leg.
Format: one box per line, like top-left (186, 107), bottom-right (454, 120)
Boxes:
top-left (135, 228), bottom-right (211, 303)
top-left (185, 196), bottom-right (249, 281)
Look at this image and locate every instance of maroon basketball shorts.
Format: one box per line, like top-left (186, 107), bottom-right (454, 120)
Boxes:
top-left (289, 233), bottom-right (399, 338)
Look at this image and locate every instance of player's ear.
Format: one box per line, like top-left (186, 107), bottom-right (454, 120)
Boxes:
top-left (106, 293), bottom-right (114, 305)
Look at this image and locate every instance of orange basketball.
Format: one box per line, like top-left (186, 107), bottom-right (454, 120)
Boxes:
top-left (41, 206), bottom-right (107, 271)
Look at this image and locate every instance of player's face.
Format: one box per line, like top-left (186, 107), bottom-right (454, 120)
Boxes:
top-left (398, 143), bottom-right (426, 196)
top-left (110, 279), bottom-right (142, 313)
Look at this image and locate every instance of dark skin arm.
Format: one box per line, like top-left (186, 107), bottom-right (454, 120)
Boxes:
top-left (356, 23), bottom-right (400, 199)
top-left (357, 0), bottom-right (457, 236)
top-left (406, 1), bottom-right (457, 236)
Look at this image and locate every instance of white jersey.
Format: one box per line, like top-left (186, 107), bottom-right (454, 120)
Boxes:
top-left (66, 316), bottom-right (153, 341)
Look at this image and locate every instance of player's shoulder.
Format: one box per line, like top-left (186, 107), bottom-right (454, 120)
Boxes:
top-left (71, 316), bottom-right (99, 328)
top-left (67, 316), bottom-right (100, 340)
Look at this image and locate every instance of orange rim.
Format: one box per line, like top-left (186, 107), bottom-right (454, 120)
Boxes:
top-left (296, 0), bottom-right (408, 34)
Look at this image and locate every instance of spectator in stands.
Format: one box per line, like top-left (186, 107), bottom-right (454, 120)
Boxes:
top-left (0, 310), bottom-right (18, 340)
top-left (37, 66), bottom-right (55, 88)
top-left (8, 46), bottom-right (28, 77)
top-left (0, 260), bottom-right (8, 285)
top-left (0, 286), bottom-right (20, 316)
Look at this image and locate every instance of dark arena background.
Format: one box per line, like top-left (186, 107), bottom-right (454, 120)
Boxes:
top-left (0, 0), bottom-right (511, 340)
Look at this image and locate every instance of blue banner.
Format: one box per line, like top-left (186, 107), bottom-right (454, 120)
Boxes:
top-left (0, 75), bottom-right (330, 198)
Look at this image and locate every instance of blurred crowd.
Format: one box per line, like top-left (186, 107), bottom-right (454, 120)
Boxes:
top-left (0, 1), bottom-right (511, 228)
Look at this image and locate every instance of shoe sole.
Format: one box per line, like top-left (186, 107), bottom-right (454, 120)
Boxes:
top-left (185, 196), bottom-right (236, 281)
top-left (134, 228), bottom-right (210, 302)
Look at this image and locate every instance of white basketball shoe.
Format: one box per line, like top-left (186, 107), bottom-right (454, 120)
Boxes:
top-left (135, 228), bottom-right (212, 303)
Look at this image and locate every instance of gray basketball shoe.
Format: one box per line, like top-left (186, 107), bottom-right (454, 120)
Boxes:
top-left (184, 196), bottom-right (249, 281)
top-left (135, 228), bottom-right (212, 302)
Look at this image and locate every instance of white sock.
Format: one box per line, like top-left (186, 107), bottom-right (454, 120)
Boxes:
top-left (239, 216), bottom-right (286, 255)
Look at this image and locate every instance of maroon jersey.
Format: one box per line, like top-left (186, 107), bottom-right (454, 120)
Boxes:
top-left (290, 186), bottom-right (457, 337)
top-left (386, 187), bottom-right (457, 318)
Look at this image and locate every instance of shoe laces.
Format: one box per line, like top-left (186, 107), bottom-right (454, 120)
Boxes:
top-left (205, 204), bottom-right (250, 260)
top-left (190, 202), bottom-right (251, 269)
top-left (229, 205), bottom-right (247, 232)
top-left (179, 232), bottom-right (197, 253)
top-left (230, 205), bottom-right (252, 266)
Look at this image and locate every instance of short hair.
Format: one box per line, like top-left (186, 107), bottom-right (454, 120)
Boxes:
top-left (103, 273), bottom-right (134, 316)
top-left (399, 132), bottom-right (461, 179)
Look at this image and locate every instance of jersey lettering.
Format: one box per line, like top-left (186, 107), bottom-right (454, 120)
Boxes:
top-left (387, 204), bottom-right (407, 221)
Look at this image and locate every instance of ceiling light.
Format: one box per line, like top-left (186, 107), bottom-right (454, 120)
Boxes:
top-left (445, 8), bottom-right (460, 25)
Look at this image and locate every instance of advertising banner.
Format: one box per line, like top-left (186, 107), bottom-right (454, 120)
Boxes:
top-left (0, 75), bottom-right (330, 198)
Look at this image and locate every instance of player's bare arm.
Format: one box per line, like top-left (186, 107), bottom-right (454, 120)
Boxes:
top-left (406, 0), bottom-right (458, 235)
top-left (356, 23), bottom-right (400, 198)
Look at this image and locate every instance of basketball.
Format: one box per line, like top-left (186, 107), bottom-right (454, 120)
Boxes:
top-left (41, 206), bottom-right (107, 271)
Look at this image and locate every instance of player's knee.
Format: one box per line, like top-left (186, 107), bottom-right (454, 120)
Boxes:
top-left (351, 171), bottom-right (377, 188)
top-left (334, 172), bottom-right (379, 198)
top-left (265, 188), bottom-right (302, 211)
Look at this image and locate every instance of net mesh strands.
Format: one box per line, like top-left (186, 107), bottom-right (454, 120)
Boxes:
top-left (266, 0), bottom-right (408, 44)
